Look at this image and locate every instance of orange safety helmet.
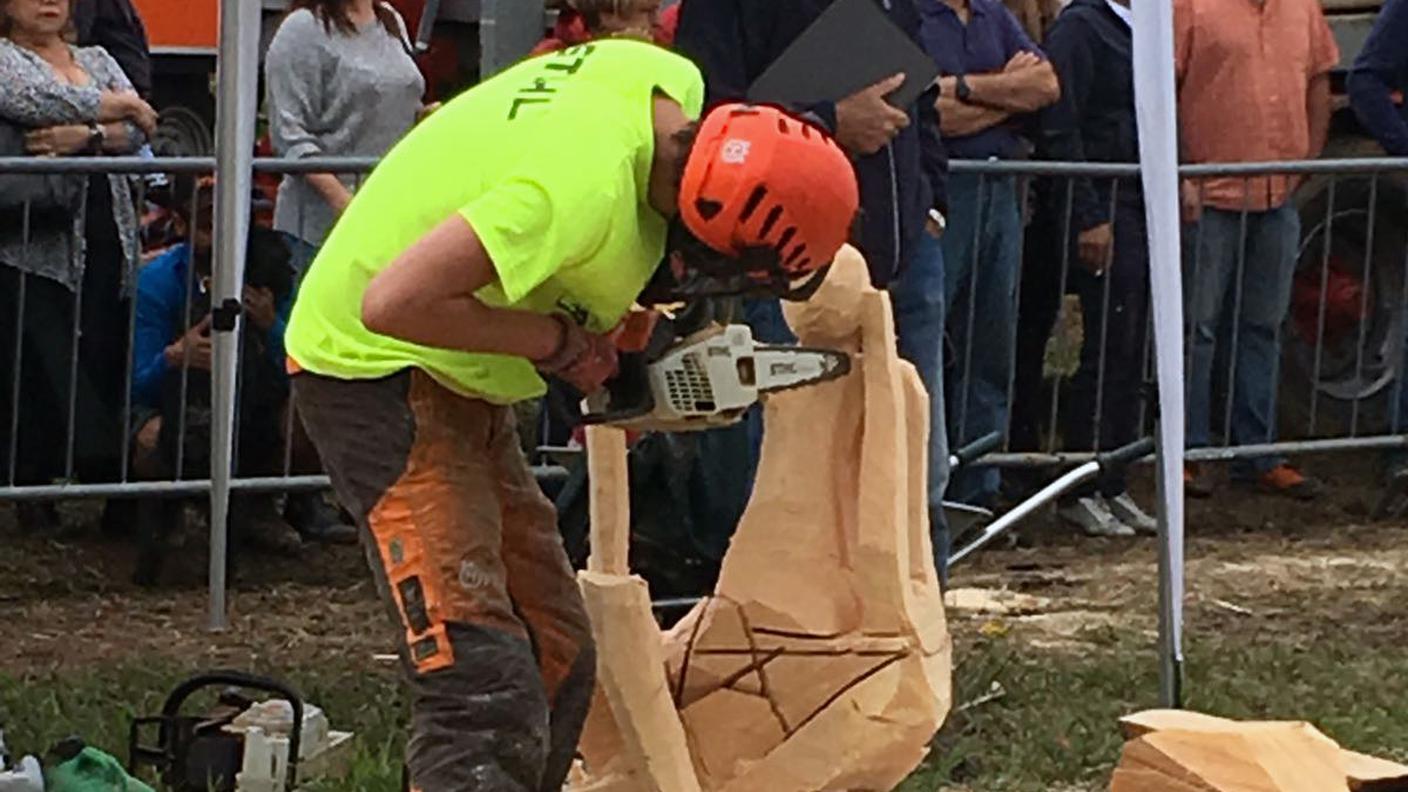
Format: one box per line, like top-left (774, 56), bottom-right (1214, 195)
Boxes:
top-left (678, 103), bottom-right (859, 280)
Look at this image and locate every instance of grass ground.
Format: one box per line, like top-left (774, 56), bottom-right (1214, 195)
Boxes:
top-left (3, 454), bottom-right (1406, 790)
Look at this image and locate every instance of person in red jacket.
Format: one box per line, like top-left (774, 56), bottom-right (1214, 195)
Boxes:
top-left (531, 0), bottom-right (677, 56)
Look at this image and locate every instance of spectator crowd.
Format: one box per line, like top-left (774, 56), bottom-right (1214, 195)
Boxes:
top-left (2, 0), bottom-right (1407, 584)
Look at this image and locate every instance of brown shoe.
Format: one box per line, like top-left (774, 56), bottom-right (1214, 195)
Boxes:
top-left (1251, 464), bottom-right (1322, 501)
top-left (1184, 464), bottom-right (1213, 499)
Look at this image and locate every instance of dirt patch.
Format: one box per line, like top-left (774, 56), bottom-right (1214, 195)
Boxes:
top-left (947, 454), bottom-right (1408, 654)
top-left (2, 453), bottom-right (1405, 674)
top-left (0, 502), bottom-right (387, 673)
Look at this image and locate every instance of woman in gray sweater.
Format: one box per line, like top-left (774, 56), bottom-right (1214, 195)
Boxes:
top-left (265, 0), bottom-right (426, 275)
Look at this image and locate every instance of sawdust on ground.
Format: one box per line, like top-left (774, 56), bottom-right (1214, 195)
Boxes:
top-left (2, 451), bottom-right (1405, 673)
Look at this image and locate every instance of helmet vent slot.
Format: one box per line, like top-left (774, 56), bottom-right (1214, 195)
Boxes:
top-left (759, 205), bottom-right (783, 238)
top-left (740, 186), bottom-right (768, 221)
top-left (695, 198), bottom-right (725, 221)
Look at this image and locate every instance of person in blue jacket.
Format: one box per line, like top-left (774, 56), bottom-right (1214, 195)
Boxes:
top-left (1025, 0), bottom-right (1158, 537)
top-left (131, 176), bottom-right (353, 546)
top-left (1347, 0), bottom-right (1408, 495)
top-left (676, 0), bottom-right (956, 583)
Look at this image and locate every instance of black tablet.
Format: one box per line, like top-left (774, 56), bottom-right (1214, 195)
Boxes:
top-left (748, 0), bottom-right (941, 110)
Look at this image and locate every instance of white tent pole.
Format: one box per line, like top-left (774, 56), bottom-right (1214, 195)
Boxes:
top-left (1132, 0), bottom-right (1187, 706)
top-left (208, 0), bottom-right (261, 631)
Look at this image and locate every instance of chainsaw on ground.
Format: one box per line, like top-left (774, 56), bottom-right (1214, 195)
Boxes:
top-left (128, 671), bottom-right (353, 792)
top-left (580, 311), bottom-right (851, 433)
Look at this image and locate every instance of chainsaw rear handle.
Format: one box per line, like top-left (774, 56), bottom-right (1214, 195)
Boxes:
top-left (950, 432), bottom-right (1004, 469)
top-left (130, 670), bottom-right (303, 790)
top-left (1096, 437), bottom-right (1156, 473)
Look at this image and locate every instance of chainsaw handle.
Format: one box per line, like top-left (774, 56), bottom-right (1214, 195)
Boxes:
top-left (579, 352), bottom-right (654, 426)
top-left (1096, 437), bottom-right (1155, 472)
top-left (158, 671), bottom-right (304, 789)
top-left (951, 432), bottom-right (1004, 469)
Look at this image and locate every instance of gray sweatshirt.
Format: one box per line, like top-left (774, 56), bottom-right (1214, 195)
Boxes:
top-left (265, 6), bottom-right (424, 248)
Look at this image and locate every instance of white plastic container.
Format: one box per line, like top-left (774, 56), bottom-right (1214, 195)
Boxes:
top-left (0, 756), bottom-right (45, 792)
top-left (225, 700), bottom-right (353, 792)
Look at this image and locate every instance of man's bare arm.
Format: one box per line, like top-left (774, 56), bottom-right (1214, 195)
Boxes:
top-left (937, 95), bottom-right (1012, 137)
top-left (943, 60), bottom-right (1061, 114)
top-left (361, 214), bottom-right (564, 361)
top-left (1306, 72), bottom-right (1332, 158)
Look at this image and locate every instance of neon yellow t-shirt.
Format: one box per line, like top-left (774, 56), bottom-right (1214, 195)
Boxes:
top-left (284, 40), bottom-right (705, 404)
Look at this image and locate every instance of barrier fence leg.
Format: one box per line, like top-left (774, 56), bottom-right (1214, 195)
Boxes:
top-left (1154, 418), bottom-right (1184, 708)
top-left (208, 0), bottom-right (262, 631)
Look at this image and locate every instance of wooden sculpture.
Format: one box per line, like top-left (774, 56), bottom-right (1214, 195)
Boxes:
top-left (1111, 710), bottom-right (1408, 792)
top-left (571, 246), bottom-right (953, 792)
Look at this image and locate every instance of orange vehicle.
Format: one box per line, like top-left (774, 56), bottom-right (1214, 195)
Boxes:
top-left (129, 0), bottom-right (550, 155)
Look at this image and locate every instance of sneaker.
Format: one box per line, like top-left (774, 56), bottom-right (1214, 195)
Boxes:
top-left (1106, 493), bottom-right (1158, 535)
top-left (1058, 496), bottom-right (1136, 537)
top-left (237, 496), bottom-right (304, 554)
top-left (284, 492), bottom-right (358, 545)
top-left (1184, 464), bottom-right (1214, 499)
top-left (1250, 464), bottom-right (1322, 501)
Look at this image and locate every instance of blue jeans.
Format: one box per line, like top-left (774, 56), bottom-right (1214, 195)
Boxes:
top-left (941, 173), bottom-right (1022, 506)
top-left (891, 231), bottom-right (952, 581)
top-left (1184, 205), bottom-right (1300, 475)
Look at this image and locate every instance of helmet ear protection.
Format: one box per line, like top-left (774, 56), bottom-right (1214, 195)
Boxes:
top-left (638, 220), bottom-right (831, 305)
top-left (671, 103), bottom-right (859, 294)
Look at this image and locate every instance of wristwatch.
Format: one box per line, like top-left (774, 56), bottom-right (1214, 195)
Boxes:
top-left (85, 122), bottom-right (104, 154)
top-left (955, 74), bottom-right (973, 103)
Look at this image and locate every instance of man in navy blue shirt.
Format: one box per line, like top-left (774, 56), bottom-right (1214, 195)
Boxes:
top-left (1348, 0), bottom-right (1408, 493)
top-left (918, 0), bottom-right (1058, 508)
top-left (1349, 0), bottom-right (1408, 158)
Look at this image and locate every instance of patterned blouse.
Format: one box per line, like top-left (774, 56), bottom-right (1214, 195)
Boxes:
top-left (0, 39), bottom-right (144, 294)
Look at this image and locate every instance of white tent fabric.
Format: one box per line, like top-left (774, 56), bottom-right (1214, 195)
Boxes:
top-left (1132, 0), bottom-right (1186, 704)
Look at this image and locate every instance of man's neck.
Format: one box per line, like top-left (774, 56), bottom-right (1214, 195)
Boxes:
top-left (648, 95), bottom-right (689, 218)
top-left (349, 0), bottom-right (377, 24)
top-left (942, 0), bottom-right (972, 22)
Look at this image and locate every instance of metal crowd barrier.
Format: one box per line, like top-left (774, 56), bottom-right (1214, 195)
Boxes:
top-left (944, 156), bottom-right (1408, 473)
top-left (1, 154), bottom-right (1405, 566)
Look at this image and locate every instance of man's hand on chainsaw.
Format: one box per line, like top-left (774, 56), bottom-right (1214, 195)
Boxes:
top-left (534, 316), bottom-right (619, 394)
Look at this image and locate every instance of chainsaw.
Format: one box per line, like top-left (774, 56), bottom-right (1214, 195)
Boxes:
top-left (580, 314), bottom-right (851, 433)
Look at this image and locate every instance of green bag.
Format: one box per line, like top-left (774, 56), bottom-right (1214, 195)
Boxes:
top-left (45, 746), bottom-right (154, 792)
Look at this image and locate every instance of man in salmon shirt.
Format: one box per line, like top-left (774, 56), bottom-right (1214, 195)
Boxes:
top-left (1175, 0), bottom-right (1339, 500)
